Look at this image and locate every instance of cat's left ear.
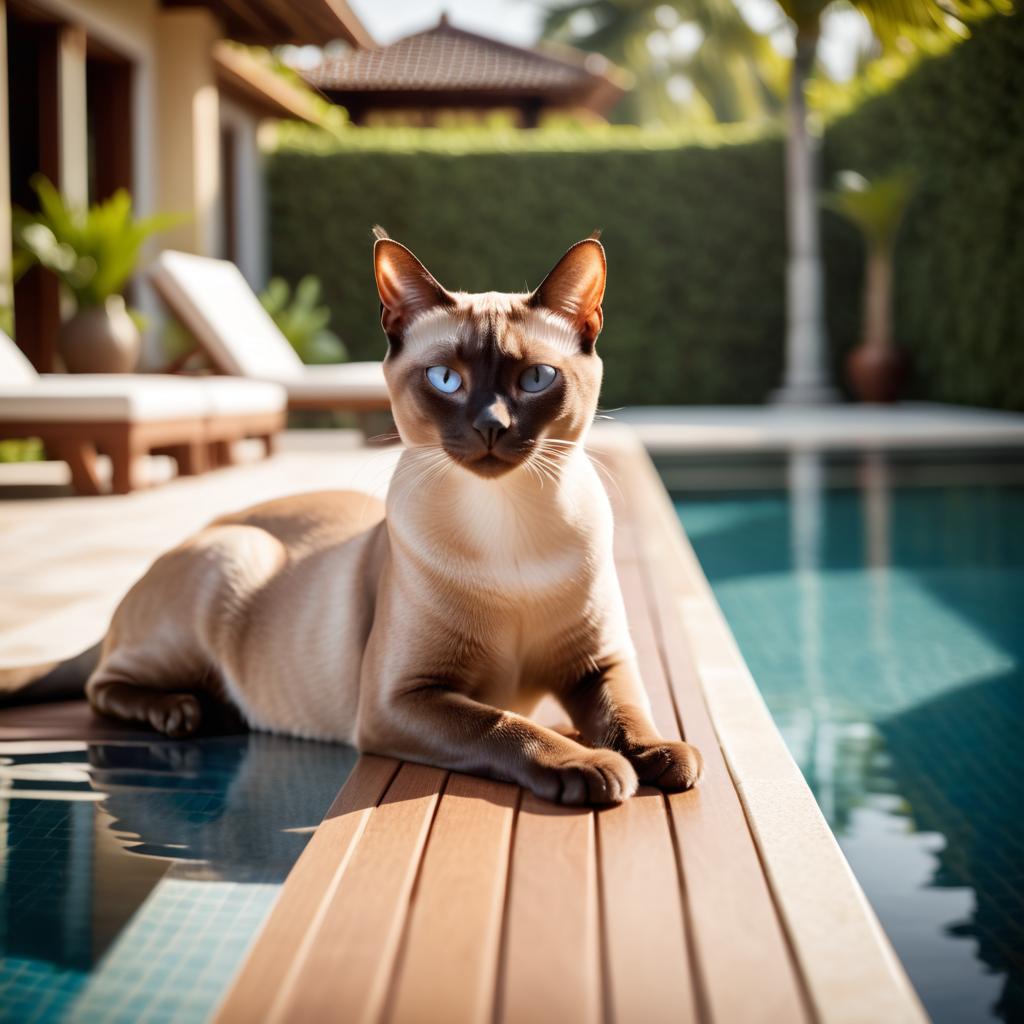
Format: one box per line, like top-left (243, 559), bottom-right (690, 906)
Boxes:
top-left (374, 237), bottom-right (454, 344)
top-left (529, 238), bottom-right (606, 349)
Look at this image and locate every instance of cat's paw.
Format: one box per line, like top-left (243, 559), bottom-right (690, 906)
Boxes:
top-left (530, 749), bottom-right (639, 806)
top-left (630, 741), bottom-right (704, 792)
top-left (147, 694), bottom-right (202, 738)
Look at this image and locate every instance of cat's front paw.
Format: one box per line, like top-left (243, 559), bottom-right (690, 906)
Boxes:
top-left (630, 741), bottom-right (704, 792)
top-left (147, 694), bottom-right (202, 738)
top-left (530, 748), bottom-right (638, 806)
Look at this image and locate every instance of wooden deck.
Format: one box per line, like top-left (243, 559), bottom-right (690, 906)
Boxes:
top-left (0, 429), bottom-right (926, 1024)
top-left (214, 439), bottom-right (808, 1024)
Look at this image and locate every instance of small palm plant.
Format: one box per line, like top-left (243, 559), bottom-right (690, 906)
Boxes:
top-left (13, 176), bottom-right (179, 371)
top-left (259, 276), bottom-right (348, 364)
top-left (823, 169), bottom-right (916, 400)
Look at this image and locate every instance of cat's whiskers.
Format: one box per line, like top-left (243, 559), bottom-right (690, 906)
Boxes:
top-left (390, 445), bottom-right (450, 515)
top-left (533, 438), bottom-right (624, 504)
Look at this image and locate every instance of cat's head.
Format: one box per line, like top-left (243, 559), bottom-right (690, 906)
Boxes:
top-left (373, 231), bottom-right (606, 479)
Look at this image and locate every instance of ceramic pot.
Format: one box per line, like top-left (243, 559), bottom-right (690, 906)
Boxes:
top-left (58, 295), bottom-right (140, 373)
top-left (846, 344), bottom-right (910, 403)
top-left (844, 248), bottom-right (909, 403)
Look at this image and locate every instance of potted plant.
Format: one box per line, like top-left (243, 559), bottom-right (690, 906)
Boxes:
top-left (823, 169), bottom-right (916, 403)
top-left (12, 176), bottom-right (179, 373)
top-left (259, 275), bottom-right (348, 364)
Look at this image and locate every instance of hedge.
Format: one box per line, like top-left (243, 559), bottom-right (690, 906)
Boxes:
top-left (268, 9), bottom-right (1024, 410)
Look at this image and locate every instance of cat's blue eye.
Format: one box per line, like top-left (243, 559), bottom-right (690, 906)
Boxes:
top-left (426, 365), bottom-right (462, 394)
top-left (519, 364), bottom-right (557, 393)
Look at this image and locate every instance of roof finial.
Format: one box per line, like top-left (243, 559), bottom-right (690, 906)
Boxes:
top-left (438, 10), bottom-right (449, 28)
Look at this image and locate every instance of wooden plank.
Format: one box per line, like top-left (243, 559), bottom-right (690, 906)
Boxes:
top-left (615, 548), bottom-right (682, 740)
top-left (499, 796), bottom-right (601, 1024)
top-left (272, 763), bottom-right (447, 1024)
top-left (215, 754), bottom-right (399, 1024)
top-left (609, 446), bottom-right (811, 1024)
top-left (597, 791), bottom-right (697, 1024)
top-left (385, 773), bottom-right (518, 1024)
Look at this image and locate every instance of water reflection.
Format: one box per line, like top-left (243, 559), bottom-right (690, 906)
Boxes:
top-left (674, 452), bottom-right (1024, 1024)
top-left (0, 734), bottom-right (357, 1021)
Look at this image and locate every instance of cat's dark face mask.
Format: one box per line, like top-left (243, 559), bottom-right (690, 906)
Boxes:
top-left (374, 234), bottom-right (606, 479)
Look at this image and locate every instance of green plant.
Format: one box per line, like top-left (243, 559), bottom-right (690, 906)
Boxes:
top-left (12, 176), bottom-right (180, 309)
top-left (259, 275), bottom-right (348, 364)
top-left (0, 439), bottom-right (43, 463)
top-left (822, 169), bottom-right (915, 252)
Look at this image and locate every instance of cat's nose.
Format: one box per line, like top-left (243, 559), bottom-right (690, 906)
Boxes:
top-left (472, 402), bottom-right (510, 449)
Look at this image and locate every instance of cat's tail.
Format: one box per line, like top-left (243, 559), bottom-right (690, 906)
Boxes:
top-left (0, 642), bottom-right (101, 706)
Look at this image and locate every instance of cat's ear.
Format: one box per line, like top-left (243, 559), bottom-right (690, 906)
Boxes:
top-left (374, 237), bottom-right (453, 343)
top-left (530, 238), bottom-right (606, 349)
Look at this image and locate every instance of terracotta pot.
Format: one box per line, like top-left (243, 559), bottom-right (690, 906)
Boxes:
top-left (846, 344), bottom-right (910, 403)
top-left (844, 248), bottom-right (909, 403)
top-left (58, 295), bottom-right (140, 373)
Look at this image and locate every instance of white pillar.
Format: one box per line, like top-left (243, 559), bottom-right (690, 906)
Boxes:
top-left (155, 7), bottom-right (221, 256)
top-left (772, 36), bottom-right (839, 405)
top-left (57, 24), bottom-right (89, 209)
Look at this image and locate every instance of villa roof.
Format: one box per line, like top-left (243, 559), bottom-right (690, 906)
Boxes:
top-left (214, 44), bottom-right (325, 125)
top-left (303, 14), bottom-right (627, 116)
top-left (163, 0), bottom-right (375, 49)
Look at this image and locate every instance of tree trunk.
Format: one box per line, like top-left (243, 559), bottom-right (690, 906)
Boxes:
top-left (772, 30), bottom-right (838, 404)
top-left (862, 245), bottom-right (893, 352)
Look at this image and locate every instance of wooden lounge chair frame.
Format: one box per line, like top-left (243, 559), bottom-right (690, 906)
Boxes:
top-left (0, 411), bottom-right (282, 496)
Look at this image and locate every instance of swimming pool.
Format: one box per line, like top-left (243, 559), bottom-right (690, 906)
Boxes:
top-left (0, 733), bottom-right (357, 1023)
top-left (667, 449), bottom-right (1024, 1024)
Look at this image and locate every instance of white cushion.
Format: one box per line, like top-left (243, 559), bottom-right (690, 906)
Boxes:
top-left (0, 331), bottom-right (40, 387)
top-left (0, 375), bottom-right (209, 422)
top-left (0, 375), bottom-right (286, 423)
top-left (193, 377), bottom-right (287, 416)
top-left (151, 251), bottom-right (305, 381)
top-left (281, 362), bottom-right (389, 403)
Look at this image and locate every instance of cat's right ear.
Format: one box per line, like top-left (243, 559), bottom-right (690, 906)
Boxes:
top-left (374, 238), bottom-right (453, 345)
top-left (529, 238), bottom-right (607, 350)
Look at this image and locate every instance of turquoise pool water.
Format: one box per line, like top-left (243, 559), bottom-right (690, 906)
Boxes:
top-left (669, 451), bottom-right (1024, 1024)
top-left (0, 734), bottom-right (357, 1023)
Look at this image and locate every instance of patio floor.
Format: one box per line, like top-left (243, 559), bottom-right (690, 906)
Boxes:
top-left (0, 428), bottom-right (926, 1023)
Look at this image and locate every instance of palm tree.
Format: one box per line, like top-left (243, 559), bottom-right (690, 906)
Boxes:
top-left (540, 0), bottom-right (784, 125)
top-left (771, 0), bottom-right (984, 403)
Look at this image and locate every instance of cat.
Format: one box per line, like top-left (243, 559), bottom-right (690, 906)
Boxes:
top-left (78, 232), bottom-right (703, 805)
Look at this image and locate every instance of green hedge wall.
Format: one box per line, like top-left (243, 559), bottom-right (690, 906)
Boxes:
top-left (268, 9), bottom-right (1024, 409)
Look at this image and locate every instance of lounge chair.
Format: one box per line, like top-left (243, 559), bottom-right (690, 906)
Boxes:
top-left (0, 331), bottom-right (286, 495)
top-left (149, 251), bottom-right (390, 412)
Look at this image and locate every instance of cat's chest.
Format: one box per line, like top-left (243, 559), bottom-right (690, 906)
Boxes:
top-left (466, 587), bottom-right (600, 707)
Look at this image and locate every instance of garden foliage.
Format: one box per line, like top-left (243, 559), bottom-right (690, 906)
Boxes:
top-left (268, 10), bottom-right (1023, 409)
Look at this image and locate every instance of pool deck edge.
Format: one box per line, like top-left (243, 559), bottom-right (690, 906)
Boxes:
top-left (602, 425), bottom-right (930, 1024)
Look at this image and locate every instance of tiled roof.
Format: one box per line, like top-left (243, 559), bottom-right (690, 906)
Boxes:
top-left (303, 15), bottom-right (620, 99)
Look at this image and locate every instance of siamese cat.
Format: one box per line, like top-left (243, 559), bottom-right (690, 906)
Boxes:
top-left (80, 233), bottom-right (703, 805)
